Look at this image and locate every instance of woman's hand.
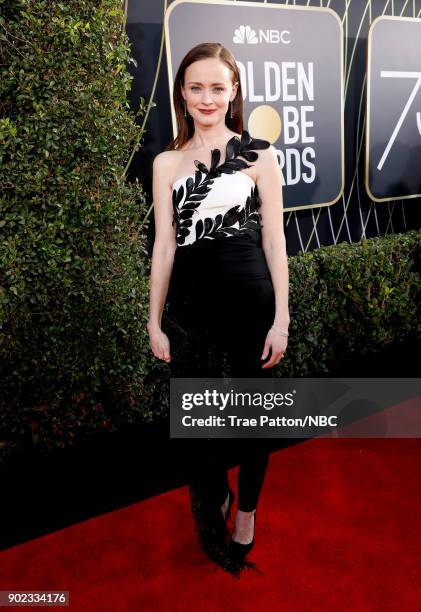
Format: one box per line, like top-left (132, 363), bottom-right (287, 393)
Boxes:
top-left (261, 327), bottom-right (288, 368)
top-left (147, 322), bottom-right (171, 363)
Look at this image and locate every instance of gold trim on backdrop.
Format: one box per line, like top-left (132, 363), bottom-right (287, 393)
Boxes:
top-left (164, 0), bottom-right (345, 213)
top-left (365, 14), bottom-right (421, 203)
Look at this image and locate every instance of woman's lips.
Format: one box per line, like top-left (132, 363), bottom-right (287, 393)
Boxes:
top-left (199, 109), bottom-right (216, 114)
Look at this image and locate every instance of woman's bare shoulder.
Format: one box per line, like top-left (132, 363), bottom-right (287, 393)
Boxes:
top-left (153, 151), bottom-right (181, 187)
top-left (153, 150), bottom-right (179, 170)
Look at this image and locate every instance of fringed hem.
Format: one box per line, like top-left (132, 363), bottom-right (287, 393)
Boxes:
top-left (188, 480), bottom-right (263, 578)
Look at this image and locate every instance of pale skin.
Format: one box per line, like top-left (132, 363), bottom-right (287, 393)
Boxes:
top-left (147, 57), bottom-right (289, 544)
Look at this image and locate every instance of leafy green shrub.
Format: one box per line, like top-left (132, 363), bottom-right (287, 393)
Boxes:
top-left (277, 230), bottom-right (421, 376)
top-left (0, 0), bottom-right (160, 463)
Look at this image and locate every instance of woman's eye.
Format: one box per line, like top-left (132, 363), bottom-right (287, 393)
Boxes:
top-left (191, 87), bottom-right (225, 92)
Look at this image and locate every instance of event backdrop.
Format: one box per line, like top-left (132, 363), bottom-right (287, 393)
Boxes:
top-left (125, 0), bottom-right (421, 256)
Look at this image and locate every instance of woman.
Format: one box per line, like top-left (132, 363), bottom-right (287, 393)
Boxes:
top-left (147, 42), bottom-right (289, 576)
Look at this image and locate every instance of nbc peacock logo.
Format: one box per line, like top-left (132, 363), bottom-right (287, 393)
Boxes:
top-left (233, 25), bottom-right (258, 44)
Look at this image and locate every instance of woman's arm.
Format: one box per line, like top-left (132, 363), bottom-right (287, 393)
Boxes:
top-left (256, 145), bottom-right (289, 367)
top-left (147, 152), bottom-right (177, 362)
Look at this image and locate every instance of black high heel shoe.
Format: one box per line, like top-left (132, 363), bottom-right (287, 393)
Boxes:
top-left (228, 510), bottom-right (257, 559)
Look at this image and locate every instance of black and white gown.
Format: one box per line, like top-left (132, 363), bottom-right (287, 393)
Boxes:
top-left (164, 129), bottom-right (278, 575)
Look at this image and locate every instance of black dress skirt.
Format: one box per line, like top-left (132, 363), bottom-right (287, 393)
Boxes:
top-left (164, 231), bottom-right (276, 576)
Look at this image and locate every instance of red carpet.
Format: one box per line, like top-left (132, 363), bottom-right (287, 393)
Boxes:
top-left (1, 436), bottom-right (420, 611)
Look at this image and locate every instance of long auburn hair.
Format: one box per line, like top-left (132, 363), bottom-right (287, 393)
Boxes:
top-left (165, 42), bottom-right (244, 152)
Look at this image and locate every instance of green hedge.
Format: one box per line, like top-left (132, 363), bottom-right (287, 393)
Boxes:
top-left (279, 230), bottom-right (421, 376)
top-left (0, 0), bottom-right (155, 463)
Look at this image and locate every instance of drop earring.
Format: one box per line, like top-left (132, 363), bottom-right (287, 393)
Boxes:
top-left (230, 100), bottom-right (233, 119)
top-left (184, 100), bottom-right (187, 117)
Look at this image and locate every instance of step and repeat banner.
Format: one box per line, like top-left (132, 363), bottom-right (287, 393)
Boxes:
top-left (126, 0), bottom-right (421, 255)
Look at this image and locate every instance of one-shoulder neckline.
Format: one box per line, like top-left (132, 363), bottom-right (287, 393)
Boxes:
top-left (171, 129), bottom-right (268, 190)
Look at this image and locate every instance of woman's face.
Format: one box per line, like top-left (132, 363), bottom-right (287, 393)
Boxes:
top-left (181, 57), bottom-right (238, 128)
